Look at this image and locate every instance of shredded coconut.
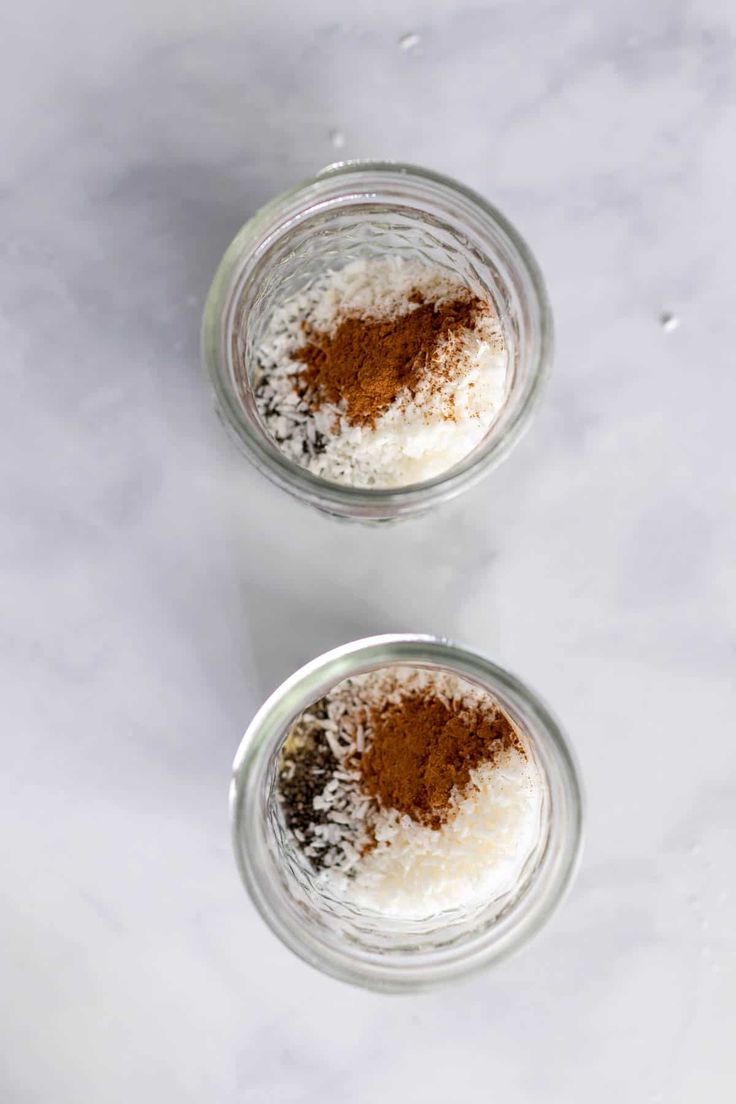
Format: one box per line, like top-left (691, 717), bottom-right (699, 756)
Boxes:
top-left (254, 258), bottom-right (508, 487)
top-left (276, 666), bottom-right (545, 920)
top-left (323, 750), bottom-right (543, 918)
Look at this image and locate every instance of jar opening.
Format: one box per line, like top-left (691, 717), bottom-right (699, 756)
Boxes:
top-left (203, 164), bottom-right (552, 520)
top-left (230, 636), bottom-right (582, 991)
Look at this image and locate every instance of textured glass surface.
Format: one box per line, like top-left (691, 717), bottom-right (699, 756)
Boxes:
top-left (203, 162), bottom-right (551, 520)
top-left (230, 636), bottom-right (583, 992)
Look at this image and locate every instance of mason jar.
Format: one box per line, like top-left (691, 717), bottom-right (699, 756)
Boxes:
top-left (202, 162), bottom-right (552, 521)
top-left (230, 635), bottom-right (583, 991)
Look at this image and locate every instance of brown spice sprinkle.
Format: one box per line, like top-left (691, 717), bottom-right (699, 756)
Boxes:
top-left (360, 690), bottom-right (525, 829)
top-left (292, 292), bottom-right (485, 428)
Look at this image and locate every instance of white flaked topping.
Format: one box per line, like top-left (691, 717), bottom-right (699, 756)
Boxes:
top-left (279, 666), bottom-right (545, 919)
top-left (320, 750), bottom-right (543, 919)
top-left (254, 257), bottom-right (508, 488)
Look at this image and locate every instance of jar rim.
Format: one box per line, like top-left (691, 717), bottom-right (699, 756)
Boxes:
top-left (230, 634), bottom-right (584, 991)
top-left (202, 162), bottom-right (554, 519)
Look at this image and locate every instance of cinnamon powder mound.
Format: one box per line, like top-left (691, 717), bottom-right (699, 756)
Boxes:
top-left (360, 691), bottom-right (524, 829)
top-left (292, 293), bottom-right (484, 428)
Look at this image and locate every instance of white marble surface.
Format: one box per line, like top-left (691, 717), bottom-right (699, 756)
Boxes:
top-left (2, 0), bottom-right (735, 1099)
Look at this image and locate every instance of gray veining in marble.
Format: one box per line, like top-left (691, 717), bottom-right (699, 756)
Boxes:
top-left (1, 0), bottom-right (735, 1100)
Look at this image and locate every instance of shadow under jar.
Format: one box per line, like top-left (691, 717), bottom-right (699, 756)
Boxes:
top-left (202, 162), bottom-right (552, 521)
top-left (230, 635), bottom-right (582, 991)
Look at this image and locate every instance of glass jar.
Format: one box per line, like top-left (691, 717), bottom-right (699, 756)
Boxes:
top-left (202, 162), bottom-right (552, 521)
top-left (230, 635), bottom-right (583, 991)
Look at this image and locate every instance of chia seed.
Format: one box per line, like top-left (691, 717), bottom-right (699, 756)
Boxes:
top-left (277, 722), bottom-right (339, 868)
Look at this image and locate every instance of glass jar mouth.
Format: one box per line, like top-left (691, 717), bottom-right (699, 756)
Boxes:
top-left (202, 162), bottom-right (553, 520)
top-left (230, 635), bottom-right (583, 991)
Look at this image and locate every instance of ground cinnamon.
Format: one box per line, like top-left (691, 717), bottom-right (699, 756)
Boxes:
top-left (293, 293), bottom-right (483, 428)
top-left (360, 690), bottom-right (524, 829)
